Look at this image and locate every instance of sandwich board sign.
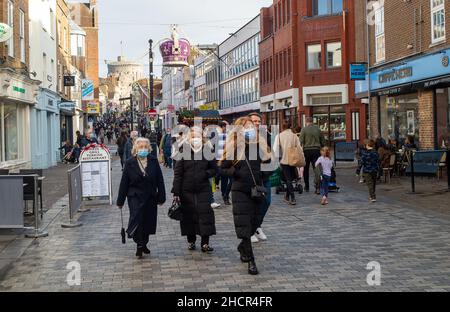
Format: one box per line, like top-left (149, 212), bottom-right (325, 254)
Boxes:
top-left (79, 144), bottom-right (112, 205)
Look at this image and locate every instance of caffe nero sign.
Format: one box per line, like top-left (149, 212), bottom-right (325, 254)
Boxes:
top-left (378, 67), bottom-right (413, 84)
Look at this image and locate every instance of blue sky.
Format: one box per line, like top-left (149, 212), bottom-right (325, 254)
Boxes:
top-left (97, 0), bottom-right (272, 78)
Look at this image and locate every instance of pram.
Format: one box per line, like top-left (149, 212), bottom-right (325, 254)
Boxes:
top-left (314, 166), bottom-right (340, 193)
top-left (328, 168), bottom-right (340, 192)
top-left (275, 167), bottom-right (304, 195)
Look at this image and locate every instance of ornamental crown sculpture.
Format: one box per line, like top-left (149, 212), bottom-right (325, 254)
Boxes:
top-left (160, 25), bottom-right (190, 67)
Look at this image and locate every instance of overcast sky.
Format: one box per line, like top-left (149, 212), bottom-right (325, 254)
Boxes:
top-left (97, 0), bottom-right (272, 78)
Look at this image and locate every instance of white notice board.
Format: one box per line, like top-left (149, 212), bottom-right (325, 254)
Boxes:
top-left (79, 144), bottom-right (112, 204)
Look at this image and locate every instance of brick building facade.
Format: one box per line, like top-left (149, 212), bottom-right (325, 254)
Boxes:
top-left (355, 0), bottom-right (450, 150)
top-left (260, 0), bottom-right (366, 143)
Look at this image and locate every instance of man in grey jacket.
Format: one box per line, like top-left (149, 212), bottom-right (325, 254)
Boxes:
top-left (299, 117), bottom-right (325, 193)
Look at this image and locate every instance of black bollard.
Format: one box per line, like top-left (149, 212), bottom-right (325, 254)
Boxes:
top-left (410, 150), bottom-right (416, 193)
top-left (447, 149), bottom-right (450, 191)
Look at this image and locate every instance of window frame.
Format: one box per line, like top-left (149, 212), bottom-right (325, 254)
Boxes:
top-left (19, 9), bottom-right (25, 63)
top-left (374, 6), bottom-right (385, 63)
top-left (326, 41), bottom-right (342, 69)
top-left (7, 0), bottom-right (14, 58)
top-left (431, 0), bottom-right (446, 44)
top-left (306, 43), bottom-right (322, 71)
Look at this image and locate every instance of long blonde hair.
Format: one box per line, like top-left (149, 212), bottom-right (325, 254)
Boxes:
top-left (220, 117), bottom-right (270, 166)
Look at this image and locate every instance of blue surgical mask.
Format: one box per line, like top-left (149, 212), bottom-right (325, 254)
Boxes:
top-left (244, 129), bottom-right (256, 141)
top-left (137, 149), bottom-right (149, 158)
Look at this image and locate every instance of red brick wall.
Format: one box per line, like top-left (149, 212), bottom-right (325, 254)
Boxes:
top-left (0, 0), bottom-right (29, 70)
top-left (418, 90), bottom-right (435, 150)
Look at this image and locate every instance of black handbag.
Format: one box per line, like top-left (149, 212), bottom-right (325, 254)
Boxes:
top-left (244, 157), bottom-right (267, 199)
top-left (168, 198), bottom-right (183, 221)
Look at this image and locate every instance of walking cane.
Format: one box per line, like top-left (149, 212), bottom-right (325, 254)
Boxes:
top-left (120, 208), bottom-right (126, 244)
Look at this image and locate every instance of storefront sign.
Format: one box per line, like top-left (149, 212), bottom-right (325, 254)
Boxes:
top-left (378, 67), bottom-right (413, 84)
top-left (356, 48), bottom-right (450, 95)
top-left (85, 101), bottom-right (100, 114)
top-left (350, 63), bottom-right (367, 81)
top-left (0, 23), bottom-right (12, 43)
top-left (64, 76), bottom-right (75, 87)
top-left (81, 79), bottom-right (94, 101)
top-left (59, 102), bottom-right (76, 110)
top-left (13, 86), bottom-right (26, 94)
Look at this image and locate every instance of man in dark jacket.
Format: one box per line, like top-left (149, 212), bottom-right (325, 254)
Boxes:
top-left (299, 117), bottom-right (325, 193)
top-left (161, 128), bottom-right (173, 168)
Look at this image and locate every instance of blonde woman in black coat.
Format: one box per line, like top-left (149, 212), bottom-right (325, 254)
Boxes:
top-left (117, 138), bottom-right (166, 258)
top-left (172, 127), bottom-right (217, 253)
top-left (220, 117), bottom-right (271, 275)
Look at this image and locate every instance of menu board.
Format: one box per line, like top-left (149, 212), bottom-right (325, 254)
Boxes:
top-left (81, 161), bottom-right (109, 197)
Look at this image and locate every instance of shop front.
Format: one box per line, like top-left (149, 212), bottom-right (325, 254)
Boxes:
top-left (356, 47), bottom-right (450, 149)
top-left (0, 68), bottom-right (39, 169)
top-left (261, 88), bottom-right (300, 131)
top-left (302, 84), bottom-right (354, 144)
top-left (59, 101), bottom-right (76, 144)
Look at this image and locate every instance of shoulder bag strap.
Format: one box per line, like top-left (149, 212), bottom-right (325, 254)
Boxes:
top-left (244, 156), bottom-right (258, 187)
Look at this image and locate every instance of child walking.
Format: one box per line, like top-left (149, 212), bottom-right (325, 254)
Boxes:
top-left (357, 139), bottom-right (380, 203)
top-left (315, 147), bottom-right (333, 205)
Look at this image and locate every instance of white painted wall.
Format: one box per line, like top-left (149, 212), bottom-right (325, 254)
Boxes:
top-left (29, 0), bottom-right (58, 94)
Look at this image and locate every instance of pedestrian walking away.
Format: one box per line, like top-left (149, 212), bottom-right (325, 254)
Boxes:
top-left (172, 126), bottom-right (217, 253)
top-left (299, 117), bottom-right (325, 193)
top-left (220, 117), bottom-right (271, 275)
top-left (315, 147), bottom-right (333, 205)
top-left (117, 137), bottom-right (166, 258)
top-left (117, 131), bottom-right (128, 170)
top-left (274, 120), bottom-right (304, 206)
top-left (357, 139), bottom-right (381, 203)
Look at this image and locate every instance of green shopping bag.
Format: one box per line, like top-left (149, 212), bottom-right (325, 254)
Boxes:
top-left (269, 167), bottom-right (282, 188)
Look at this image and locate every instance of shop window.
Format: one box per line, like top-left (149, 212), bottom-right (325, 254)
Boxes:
top-left (326, 42), bottom-right (342, 68)
top-left (1, 104), bottom-right (19, 162)
top-left (380, 94), bottom-right (419, 146)
top-left (312, 105), bottom-right (346, 142)
top-left (307, 44), bottom-right (321, 70)
top-left (431, 0), bottom-right (446, 43)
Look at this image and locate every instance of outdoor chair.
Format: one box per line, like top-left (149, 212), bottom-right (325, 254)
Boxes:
top-left (438, 152), bottom-right (447, 180)
top-left (383, 154), bottom-right (397, 184)
top-left (9, 173), bottom-right (38, 216)
top-left (19, 170), bottom-right (44, 218)
top-left (0, 169), bottom-right (9, 175)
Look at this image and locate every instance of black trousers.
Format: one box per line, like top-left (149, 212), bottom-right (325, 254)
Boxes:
top-left (187, 235), bottom-right (210, 246)
top-left (303, 149), bottom-right (321, 189)
top-left (133, 226), bottom-right (149, 248)
top-left (281, 164), bottom-right (296, 200)
top-left (238, 238), bottom-right (254, 260)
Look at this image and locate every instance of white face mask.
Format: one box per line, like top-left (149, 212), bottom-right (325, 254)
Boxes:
top-left (191, 138), bottom-right (202, 148)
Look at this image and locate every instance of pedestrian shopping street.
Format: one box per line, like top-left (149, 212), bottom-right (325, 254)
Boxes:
top-left (1, 154), bottom-right (449, 292)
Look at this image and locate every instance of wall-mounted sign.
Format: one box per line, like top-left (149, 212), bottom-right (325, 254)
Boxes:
top-left (59, 102), bottom-right (76, 110)
top-left (350, 63), bottom-right (367, 81)
top-left (64, 76), bottom-right (75, 86)
top-left (13, 86), bottom-right (25, 94)
top-left (378, 67), bottom-right (413, 84)
top-left (442, 55), bottom-right (449, 68)
top-left (85, 101), bottom-right (100, 114)
top-left (0, 23), bottom-right (12, 43)
top-left (81, 79), bottom-right (94, 101)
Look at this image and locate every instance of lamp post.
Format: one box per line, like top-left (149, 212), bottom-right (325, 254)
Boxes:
top-left (149, 39), bottom-right (154, 109)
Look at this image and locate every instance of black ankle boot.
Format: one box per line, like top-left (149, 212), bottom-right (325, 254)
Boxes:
top-left (136, 246), bottom-right (143, 258)
top-left (248, 259), bottom-right (259, 275)
top-left (142, 246), bottom-right (151, 254)
top-left (237, 245), bottom-right (251, 263)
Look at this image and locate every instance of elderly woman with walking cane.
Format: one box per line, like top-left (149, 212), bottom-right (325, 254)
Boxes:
top-left (117, 137), bottom-right (166, 258)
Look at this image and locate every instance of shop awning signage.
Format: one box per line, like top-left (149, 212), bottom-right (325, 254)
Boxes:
top-left (356, 48), bottom-right (450, 94)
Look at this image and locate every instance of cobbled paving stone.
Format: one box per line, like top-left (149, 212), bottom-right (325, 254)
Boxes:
top-left (0, 159), bottom-right (449, 292)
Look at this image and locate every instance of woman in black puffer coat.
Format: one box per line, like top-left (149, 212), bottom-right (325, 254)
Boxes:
top-left (220, 117), bottom-right (271, 275)
top-left (172, 127), bottom-right (217, 253)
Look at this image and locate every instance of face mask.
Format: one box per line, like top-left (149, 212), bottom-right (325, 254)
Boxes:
top-left (137, 149), bottom-right (149, 158)
top-left (191, 138), bottom-right (202, 148)
top-left (244, 129), bottom-right (256, 141)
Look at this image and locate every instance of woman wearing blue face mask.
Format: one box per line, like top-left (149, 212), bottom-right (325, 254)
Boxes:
top-left (117, 137), bottom-right (166, 258)
top-left (220, 117), bottom-right (271, 275)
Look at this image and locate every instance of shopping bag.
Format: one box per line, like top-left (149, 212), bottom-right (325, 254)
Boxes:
top-left (269, 167), bottom-right (282, 188)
